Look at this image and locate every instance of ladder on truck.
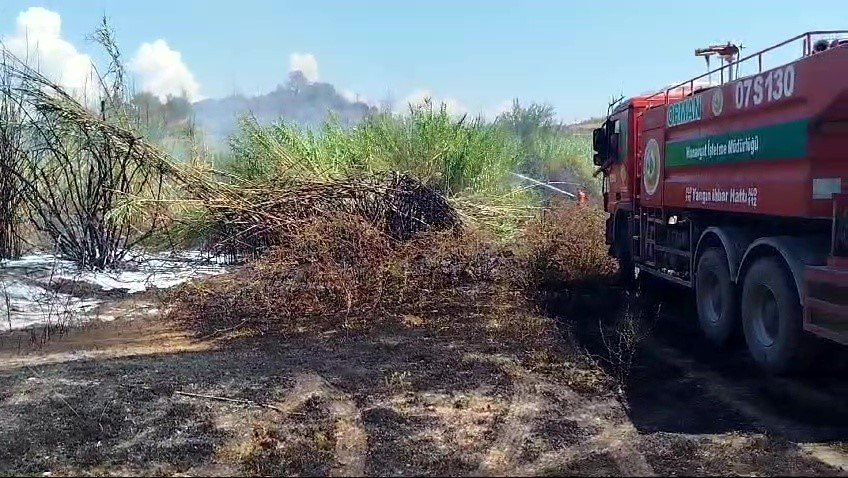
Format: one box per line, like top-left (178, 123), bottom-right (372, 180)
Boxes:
top-left (635, 207), bottom-right (663, 267)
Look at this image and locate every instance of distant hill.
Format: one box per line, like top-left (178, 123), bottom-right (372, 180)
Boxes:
top-left (193, 71), bottom-right (377, 145)
top-left (563, 117), bottom-right (604, 134)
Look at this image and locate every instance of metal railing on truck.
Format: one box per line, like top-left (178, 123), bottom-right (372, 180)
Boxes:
top-left (647, 31), bottom-right (848, 106)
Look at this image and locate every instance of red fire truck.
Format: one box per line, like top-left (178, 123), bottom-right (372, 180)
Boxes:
top-left (593, 32), bottom-right (848, 374)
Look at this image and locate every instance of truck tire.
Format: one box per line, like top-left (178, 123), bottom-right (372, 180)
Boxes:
top-left (696, 247), bottom-right (737, 346)
top-left (741, 257), bottom-right (804, 375)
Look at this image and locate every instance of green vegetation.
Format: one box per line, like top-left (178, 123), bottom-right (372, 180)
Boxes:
top-left (497, 100), bottom-right (597, 195)
top-left (0, 15), bottom-right (599, 266)
top-left (223, 98), bottom-right (596, 195)
top-left (214, 98), bottom-right (597, 242)
top-left (224, 101), bottom-right (521, 194)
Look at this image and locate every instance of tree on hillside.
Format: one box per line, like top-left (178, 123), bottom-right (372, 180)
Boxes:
top-left (133, 93), bottom-right (192, 126)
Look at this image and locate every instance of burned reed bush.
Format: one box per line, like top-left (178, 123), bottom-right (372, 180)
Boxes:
top-left (169, 183), bottom-right (633, 360)
top-left (169, 210), bottom-right (555, 351)
top-left (0, 48), bottom-right (176, 269)
top-left (0, 65), bottom-right (26, 259)
top-left (188, 172), bottom-right (460, 261)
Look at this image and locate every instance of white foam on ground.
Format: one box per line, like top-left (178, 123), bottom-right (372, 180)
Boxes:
top-left (0, 250), bottom-right (228, 330)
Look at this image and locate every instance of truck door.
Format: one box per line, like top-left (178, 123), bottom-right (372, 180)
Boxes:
top-left (607, 110), bottom-right (632, 208)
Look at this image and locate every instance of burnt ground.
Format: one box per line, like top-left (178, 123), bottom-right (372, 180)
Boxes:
top-left (0, 291), bottom-right (846, 477)
top-left (570, 280), bottom-right (848, 475)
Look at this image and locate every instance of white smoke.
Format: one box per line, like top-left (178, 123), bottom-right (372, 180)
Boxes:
top-left (130, 39), bottom-right (201, 102)
top-left (289, 52), bottom-right (319, 83)
top-left (400, 89), bottom-right (432, 110)
top-left (340, 89), bottom-right (356, 102)
top-left (1, 7), bottom-right (97, 93)
top-left (486, 99), bottom-right (514, 120)
top-left (339, 88), bottom-right (369, 105)
top-left (441, 97), bottom-right (468, 117)
top-left (398, 89), bottom-right (467, 117)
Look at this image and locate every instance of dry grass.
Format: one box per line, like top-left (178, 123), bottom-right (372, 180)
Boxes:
top-left (167, 188), bottom-right (626, 399)
top-left (230, 401), bottom-right (336, 476)
top-left (168, 214), bottom-right (553, 354)
top-left (515, 200), bottom-right (621, 330)
top-left (168, 196), bottom-right (628, 384)
top-left (521, 200), bottom-right (617, 295)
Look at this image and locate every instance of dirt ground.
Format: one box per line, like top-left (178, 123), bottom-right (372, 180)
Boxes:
top-left (0, 294), bottom-right (846, 477)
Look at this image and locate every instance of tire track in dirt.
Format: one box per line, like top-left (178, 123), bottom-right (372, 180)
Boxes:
top-left (636, 290), bottom-right (848, 473)
top-left (470, 353), bottom-right (654, 476)
top-left (800, 444), bottom-right (848, 473)
top-left (514, 423), bottom-right (648, 476)
top-left (274, 373), bottom-right (367, 477)
top-left (640, 336), bottom-right (848, 475)
top-left (540, 387), bottom-right (654, 477)
top-left (588, 424), bottom-right (654, 477)
top-left (642, 337), bottom-right (848, 443)
top-left (474, 375), bottom-right (544, 476)
top-left (493, 385), bottom-right (653, 476)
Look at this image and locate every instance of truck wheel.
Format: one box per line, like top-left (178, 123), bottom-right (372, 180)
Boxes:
top-left (741, 257), bottom-right (804, 375)
top-left (696, 247), bottom-right (737, 346)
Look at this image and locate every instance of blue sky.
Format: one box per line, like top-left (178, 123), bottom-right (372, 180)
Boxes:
top-left (1, 0), bottom-right (845, 121)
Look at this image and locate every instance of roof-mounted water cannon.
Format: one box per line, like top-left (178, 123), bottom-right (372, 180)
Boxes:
top-left (695, 42), bottom-right (742, 81)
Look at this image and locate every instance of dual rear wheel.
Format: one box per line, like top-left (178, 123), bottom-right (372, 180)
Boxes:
top-left (695, 248), bottom-right (804, 374)
top-left (740, 257), bottom-right (805, 375)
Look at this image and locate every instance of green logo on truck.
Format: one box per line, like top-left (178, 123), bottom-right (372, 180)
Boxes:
top-left (667, 95), bottom-right (702, 127)
top-left (643, 138), bottom-right (661, 196)
top-left (665, 119), bottom-right (808, 168)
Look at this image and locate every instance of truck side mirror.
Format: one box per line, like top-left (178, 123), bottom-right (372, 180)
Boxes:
top-left (593, 127), bottom-right (607, 155)
top-left (593, 153), bottom-right (604, 166)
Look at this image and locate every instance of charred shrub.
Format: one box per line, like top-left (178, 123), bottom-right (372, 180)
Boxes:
top-left (168, 214), bottom-right (554, 351)
top-left (520, 201), bottom-right (618, 314)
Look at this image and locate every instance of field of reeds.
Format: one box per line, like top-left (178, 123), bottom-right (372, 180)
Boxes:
top-left (0, 17), bottom-right (605, 286)
top-left (0, 46), bottom-right (598, 265)
top-left (0, 16), bottom-right (638, 474)
top-left (0, 32), bottom-right (633, 474)
top-left (0, 10), bottom-right (630, 369)
top-left (0, 19), bottom-right (616, 362)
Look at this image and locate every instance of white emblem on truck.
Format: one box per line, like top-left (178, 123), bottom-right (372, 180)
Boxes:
top-left (711, 87), bottom-right (724, 116)
top-left (643, 138), bottom-right (661, 196)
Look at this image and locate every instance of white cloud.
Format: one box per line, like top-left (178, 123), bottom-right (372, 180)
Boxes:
top-left (130, 39), bottom-right (201, 102)
top-left (397, 88), bottom-right (467, 117)
top-left (1, 7), bottom-right (97, 93)
top-left (289, 52), bottom-right (319, 83)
